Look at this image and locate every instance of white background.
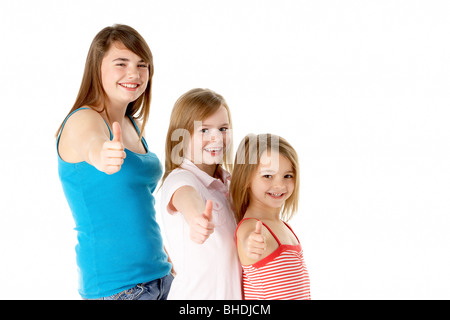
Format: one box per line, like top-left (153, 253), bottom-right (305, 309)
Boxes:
top-left (0, 0), bottom-right (449, 299)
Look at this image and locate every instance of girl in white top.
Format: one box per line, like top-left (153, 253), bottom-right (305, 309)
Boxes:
top-left (160, 88), bottom-right (242, 300)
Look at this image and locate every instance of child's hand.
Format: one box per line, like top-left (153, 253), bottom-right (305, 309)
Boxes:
top-left (190, 200), bottom-right (215, 244)
top-left (99, 122), bottom-right (126, 174)
top-left (246, 220), bottom-right (266, 260)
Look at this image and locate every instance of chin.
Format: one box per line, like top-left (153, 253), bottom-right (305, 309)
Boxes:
top-left (202, 154), bottom-right (224, 165)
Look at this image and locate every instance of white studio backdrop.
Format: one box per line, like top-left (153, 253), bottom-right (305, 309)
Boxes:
top-left (0, 0), bottom-right (449, 299)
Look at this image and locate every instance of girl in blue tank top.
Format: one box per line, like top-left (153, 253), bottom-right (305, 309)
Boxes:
top-left (56, 24), bottom-right (173, 300)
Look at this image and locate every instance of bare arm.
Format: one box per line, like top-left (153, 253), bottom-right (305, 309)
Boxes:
top-left (236, 220), bottom-right (267, 265)
top-left (58, 108), bottom-right (126, 174)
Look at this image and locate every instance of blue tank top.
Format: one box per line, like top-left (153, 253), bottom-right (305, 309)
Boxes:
top-left (57, 108), bottom-right (171, 299)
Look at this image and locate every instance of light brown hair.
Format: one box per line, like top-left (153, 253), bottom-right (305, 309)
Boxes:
top-left (162, 88), bottom-right (233, 183)
top-left (56, 24), bottom-right (153, 139)
top-left (230, 133), bottom-right (300, 222)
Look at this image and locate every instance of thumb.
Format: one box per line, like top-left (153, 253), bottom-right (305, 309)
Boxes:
top-left (112, 122), bottom-right (123, 143)
top-left (203, 200), bottom-right (213, 221)
top-left (254, 220), bottom-right (262, 235)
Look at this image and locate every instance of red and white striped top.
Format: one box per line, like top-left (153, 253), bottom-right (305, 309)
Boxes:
top-left (236, 218), bottom-right (311, 300)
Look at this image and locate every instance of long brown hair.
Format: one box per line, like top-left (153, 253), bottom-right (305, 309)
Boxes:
top-left (56, 24), bottom-right (153, 139)
top-left (230, 133), bottom-right (300, 222)
top-left (162, 88), bottom-right (233, 184)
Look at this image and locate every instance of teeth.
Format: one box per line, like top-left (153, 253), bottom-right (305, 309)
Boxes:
top-left (205, 147), bottom-right (222, 152)
top-left (269, 193), bottom-right (283, 197)
top-left (120, 83), bottom-right (138, 88)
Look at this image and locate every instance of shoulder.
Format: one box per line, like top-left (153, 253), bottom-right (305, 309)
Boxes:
top-left (58, 107), bottom-right (111, 162)
top-left (64, 106), bottom-right (101, 122)
top-left (165, 168), bottom-right (198, 184)
top-left (236, 218), bottom-right (259, 240)
top-left (62, 107), bottom-right (108, 136)
top-left (161, 169), bottom-right (200, 194)
top-left (161, 169), bottom-right (203, 214)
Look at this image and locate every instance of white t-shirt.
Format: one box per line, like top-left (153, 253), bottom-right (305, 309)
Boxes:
top-left (160, 159), bottom-right (242, 300)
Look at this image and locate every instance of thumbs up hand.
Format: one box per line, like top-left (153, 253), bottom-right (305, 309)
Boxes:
top-left (100, 122), bottom-right (126, 175)
top-left (246, 220), bottom-right (266, 260)
top-left (190, 200), bottom-right (215, 244)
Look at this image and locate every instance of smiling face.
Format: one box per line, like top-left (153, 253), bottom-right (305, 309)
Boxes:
top-left (187, 105), bottom-right (231, 175)
top-left (100, 41), bottom-right (149, 108)
top-left (248, 151), bottom-right (295, 214)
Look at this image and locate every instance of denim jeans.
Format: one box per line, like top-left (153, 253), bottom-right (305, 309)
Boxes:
top-left (86, 274), bottom-right (174, 300)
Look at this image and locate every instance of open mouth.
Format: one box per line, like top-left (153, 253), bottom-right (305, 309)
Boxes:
top-left (267, 192), bottom-right (285, 199)
top-left (204, 147), bottom-right (223, 156)
top-left (119, 83), bottom-right (140, 90)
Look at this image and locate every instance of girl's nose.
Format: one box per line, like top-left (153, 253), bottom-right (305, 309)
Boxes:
top-left (273, 177), bottom-right (286, 189)
top-left (127, 66), bottom-right (139, 78)
top-left (208, 129), bottom-right (222, 141)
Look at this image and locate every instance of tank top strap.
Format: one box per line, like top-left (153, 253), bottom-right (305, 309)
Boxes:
top-left (127, 115), bottom-right (148, 152)
top-left (237, 218), bottom-right (282, 246)
top-left (283, 221), bottom-right (300, 243)
top-left (57, 107), bottom-right (113, 146)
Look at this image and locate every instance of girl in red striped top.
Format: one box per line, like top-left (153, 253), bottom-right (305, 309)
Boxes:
top-left (230, 134), bottom-right (311, 300)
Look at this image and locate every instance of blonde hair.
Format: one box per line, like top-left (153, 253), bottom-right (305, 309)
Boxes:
top-left (230, 133), bottom-right (300, 222)
top-left (162, 88), bottom-right (233, 183)
top-left (56, 24), bottom-right (153, 139)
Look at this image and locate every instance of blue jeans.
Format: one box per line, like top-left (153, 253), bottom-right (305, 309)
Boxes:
top-left (87, 274), bottom-right (174, 300)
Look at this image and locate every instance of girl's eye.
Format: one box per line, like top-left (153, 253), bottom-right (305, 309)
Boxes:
top-left (201, 128), bottom-right (208, 133)
top-left (285, 174), bottom-right (294, 179)
top-left (219, 127), bottom-right (228, 132)
top-left (138, 64), bottom-right (148, 68)
top-left (116, 63), bottom-right (126, 67)
top-left (263, 175), bottom-right (272, 179)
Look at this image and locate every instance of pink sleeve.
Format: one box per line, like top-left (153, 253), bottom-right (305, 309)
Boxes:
top-left (161, 170), bottom-right (200, 215)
